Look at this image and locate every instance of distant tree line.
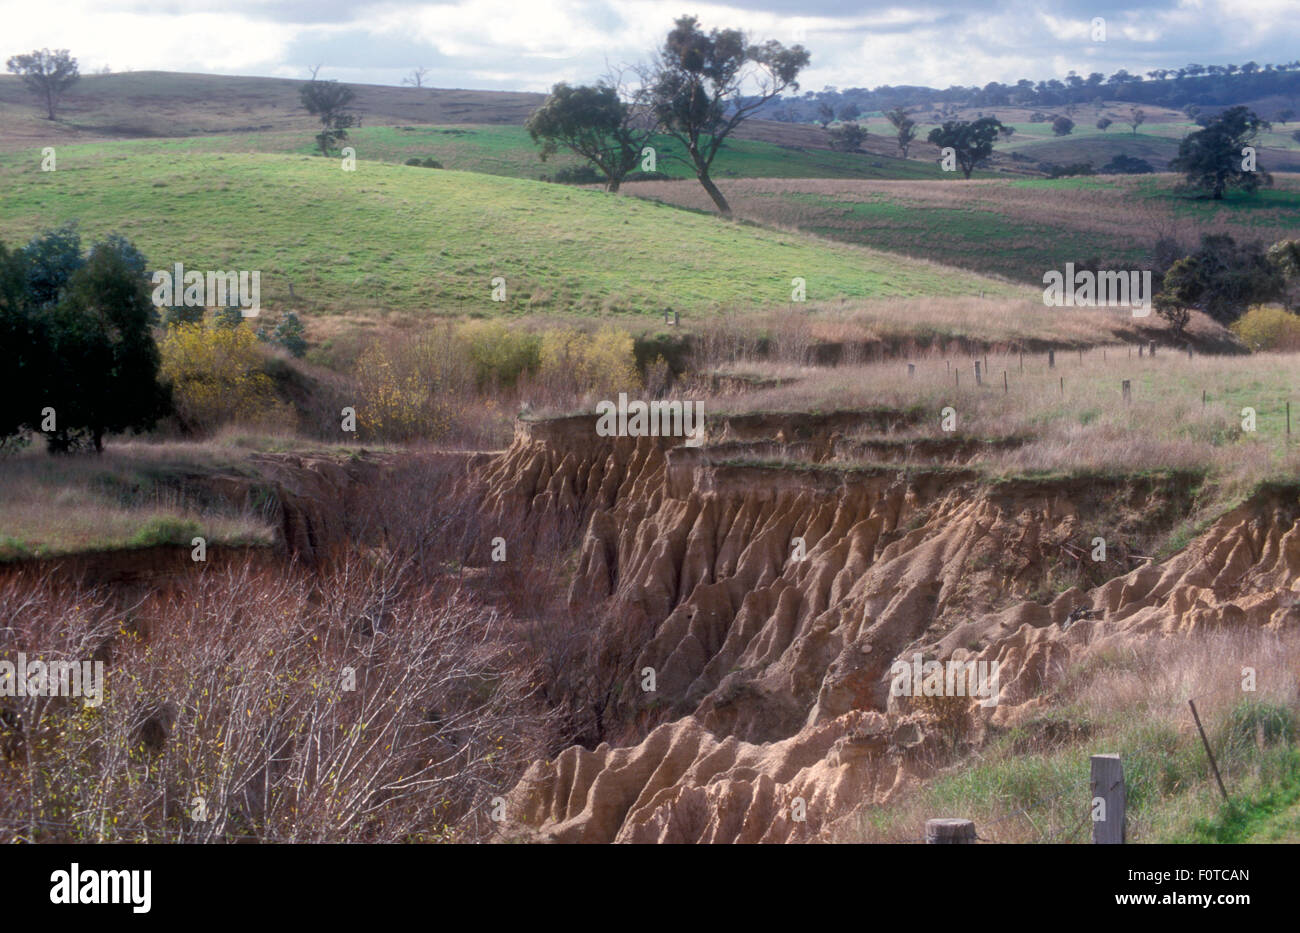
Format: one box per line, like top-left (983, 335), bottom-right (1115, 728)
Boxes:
top-left (751, 58), bottom-right (1300, 126)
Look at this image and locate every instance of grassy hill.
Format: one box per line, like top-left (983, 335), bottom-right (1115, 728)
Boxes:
top-left (5, 70), bottom-right (1296, 183)
top-left (0, 72), bottom-right (947, 181)
top-left (26, 123), bottom-right (949, 183)
top-left (0, 146), bottom-right (1025, 319)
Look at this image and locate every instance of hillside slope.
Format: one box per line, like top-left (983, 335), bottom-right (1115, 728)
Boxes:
top-left (0, 148), bottom-right (1025, 316)
top-left (628, 174), bottom-right (1300, 285)
top-left (0, 73), bottom-right (968, 179)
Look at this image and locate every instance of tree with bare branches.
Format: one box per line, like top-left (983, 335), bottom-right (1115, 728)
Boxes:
top-left (6, 48), bottom-right (79, 119)
top-left (402, 67), bottom-right (430, 88)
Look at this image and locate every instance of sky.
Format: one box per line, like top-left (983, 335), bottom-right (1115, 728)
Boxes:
top-left (2, 0), bottom-right (1298, 94)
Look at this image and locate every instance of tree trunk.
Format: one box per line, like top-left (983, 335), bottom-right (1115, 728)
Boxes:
top-left (697, 172), bottom-right (731, 216)
top-left (606, 178), bottom-right (621, 193)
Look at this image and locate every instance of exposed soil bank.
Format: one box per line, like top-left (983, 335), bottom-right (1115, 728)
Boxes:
top-left (9, 414), bottom-right (1295, 843)
top-left (472, 414), bottom-right (1298, 842)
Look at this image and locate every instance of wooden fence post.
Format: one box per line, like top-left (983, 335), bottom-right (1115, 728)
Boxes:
top-left (1048, 350), bottom-right (1055, 369)
top-left (1189, 700), bottom-right (1229, 803)
top-left (1090, 754), bottom-right (1126, 844)
top-left (926, 818), bottom-right (976, 844)
top-left (1003, 371), bottom-right (1008, 393)
top-left (1122, 380), bottom-right (1131, 403)
top-left (907, 363), bottom-right (915, 378)
top-left (974, 360), bottom-right (982, 385)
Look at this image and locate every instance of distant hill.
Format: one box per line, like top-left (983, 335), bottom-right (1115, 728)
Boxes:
top-left (0, 71), bottom-right (544, 152)
top-left (3, 68), bottom-right (1295, 185)
top-left (0, 71), bottom-right (971, 181)
top-left (754, 62), bottom-right (1300, 125)
top-left (0, 71), bottom-right (965, 180)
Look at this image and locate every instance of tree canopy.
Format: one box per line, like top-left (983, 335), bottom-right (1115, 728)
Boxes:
top-left (299, 80), bottom-right (361, 156)
top-left (525, 82), bottom-right (652, 193)
top-left (927, 117), bottom-right (1004, 178)
top-left (6, 48), bottom-right (79, 119)
top-left (0, 229), bottom-right (169, 452)
top-left (647, 15), bottom-right (809, 214)
top-left (1169, 105), bottom-right (1272, 199)
top-left (885, 106), bottom-right (918, 157)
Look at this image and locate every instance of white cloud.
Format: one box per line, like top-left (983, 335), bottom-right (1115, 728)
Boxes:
top-left (0, 0), bottom-right (1294, 92)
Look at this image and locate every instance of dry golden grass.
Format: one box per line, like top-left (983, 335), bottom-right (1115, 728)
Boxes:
top-left (0, 443), bottom-right (277, 559)
top-left (685, 296), bottom-right (1226, 358)
top-left (707, 346), bottom-right (1300, 512)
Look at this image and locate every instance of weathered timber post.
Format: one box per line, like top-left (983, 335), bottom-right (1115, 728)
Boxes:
top-left (1090, 754), bottom-right (1126, 844)
top-left (926, 818), bottom-right (976, 844)
top-left (1189, 700), bottom-right (1229, 803)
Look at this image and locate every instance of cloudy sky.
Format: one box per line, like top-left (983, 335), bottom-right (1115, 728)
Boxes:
top-left (3, 0), bottom-right (1297, 93)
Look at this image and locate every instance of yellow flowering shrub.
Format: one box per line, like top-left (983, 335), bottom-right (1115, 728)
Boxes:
top-left (539, 326), bottom-right (641, 399)
top-left (354, 332), bottom-right (470, 441)
top-left (160, 323), bottom-right (279, 433)
top-left (1230, 305), bottom-right (1300, 352)
top-left (456, 320), bottom-right (541, 389)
